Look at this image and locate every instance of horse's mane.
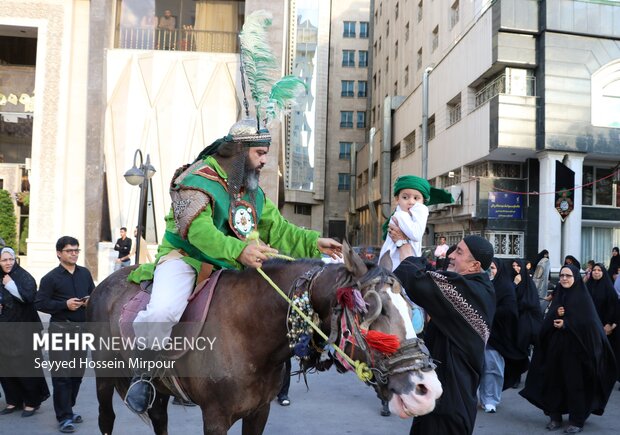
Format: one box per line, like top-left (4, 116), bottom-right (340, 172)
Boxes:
top-left (260, 258), bottom-right (324, 268)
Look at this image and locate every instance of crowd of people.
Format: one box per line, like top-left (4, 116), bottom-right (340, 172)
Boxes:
top-left (403, 239), bottom-right (620, 434)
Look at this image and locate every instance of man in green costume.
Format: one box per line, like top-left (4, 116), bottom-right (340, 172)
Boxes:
top-left (125, 119), bottom-right (342, 413)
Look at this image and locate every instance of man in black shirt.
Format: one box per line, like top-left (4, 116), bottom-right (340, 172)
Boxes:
top-left (387, 228), bottom-right (496, 435)
top-left (113, 227), bottom-right (132, 270)
top-left (35, 236), bottom-right (95, 434)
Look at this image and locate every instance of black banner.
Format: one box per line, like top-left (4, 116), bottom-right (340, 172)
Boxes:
top-left (555, 161), bottom-right (575, 222)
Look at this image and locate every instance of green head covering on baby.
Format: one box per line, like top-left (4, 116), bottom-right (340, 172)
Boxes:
top-left (393, 175), bottom-right (454, 206)
top-left (383, 175), bottom-right (454, 240)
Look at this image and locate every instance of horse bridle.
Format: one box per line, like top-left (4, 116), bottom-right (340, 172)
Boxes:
top-left (284, 264), bottom-right (436, 397)
top-left (329, 274), bottom-right (436, 392)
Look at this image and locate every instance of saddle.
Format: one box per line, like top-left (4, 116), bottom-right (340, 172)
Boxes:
top-left (119, 269), bottom-right (222, 360)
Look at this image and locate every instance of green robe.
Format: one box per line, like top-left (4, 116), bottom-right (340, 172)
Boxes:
top-left (129, 156), bottom-right (320, 283)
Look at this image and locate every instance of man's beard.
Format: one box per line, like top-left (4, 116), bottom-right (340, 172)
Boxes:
top-left (244, 167), bottom-right (261, 192)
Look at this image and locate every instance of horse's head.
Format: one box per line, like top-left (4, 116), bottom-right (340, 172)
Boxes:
top-left (314, 242), bottom-right (442, 418)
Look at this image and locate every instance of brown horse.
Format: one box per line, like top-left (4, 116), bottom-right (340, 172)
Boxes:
top-left (87, 245), bottom-right (441, 434)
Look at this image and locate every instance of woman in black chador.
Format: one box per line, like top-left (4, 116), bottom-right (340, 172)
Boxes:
top-left (511, 259), bottom-right (542, 363)
top-left (0, 247), bottom-right (50, 417)
top-left (520, 264), bottom-right (617, 433)
top-left (586, 263), bottom-right (620, 384)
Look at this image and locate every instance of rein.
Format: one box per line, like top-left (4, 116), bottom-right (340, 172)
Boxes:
top-left (255, 264), bottom-right (374, 382)
top-left (247, 232), bottom-right (433, 386)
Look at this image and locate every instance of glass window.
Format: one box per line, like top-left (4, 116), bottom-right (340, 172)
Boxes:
top-left (341, 80), bottom-right (354, 97)
top-left (343, 50), bottom-right (355, 67)
top-left (451, 0), bottom-right (460, 29)
top-left (357, 111), bottom-right (366, 128)
top-left (340, 111), bottom-right (354, 128)
top-left (294, 203), bottom-right (312, 215)
top-left (583, 166), bottom-right (620, 207)
top-left (428, 114), bottom-right (435, 139)
top-left (358, 80), bottom-right (368, 97)
top-left (418, 0), bottom-right (423, 22)
top-left (405, 22), bottom-right (409, 41)
top-left (432, 26), bottom-right (439, 52)
top-left (343, 21), bottom-right (356, 38)
top-left (339, 142), bottom-right (352, 160)
top-left (417, 48), bottom-right (423, 70)
top-left (596, 167), bottom-right (613, 206)
top-left (115, 0), bottom-right (242, 53)
top-left (591, 59), bottom-right (620, 128)
top-left (360, 22), bottom-right (369, 38)
top-left (338, 173), bottom-right (350, 191)
top-left (287, 1), bottom-right (321, 192)
top-left (358, 50), bottom-right (368, 67)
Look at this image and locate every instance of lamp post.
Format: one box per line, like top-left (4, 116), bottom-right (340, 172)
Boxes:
top-left (124, 149), bottom-right (156, 265)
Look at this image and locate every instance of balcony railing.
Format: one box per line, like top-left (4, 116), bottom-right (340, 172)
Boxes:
top-left (475, 74), bottom-right (536, 108)
top-left (117, 27), bottom-right (239, 53)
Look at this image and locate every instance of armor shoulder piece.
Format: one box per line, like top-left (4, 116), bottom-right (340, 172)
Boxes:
top-left (170, 188), bottom-right (211, 239)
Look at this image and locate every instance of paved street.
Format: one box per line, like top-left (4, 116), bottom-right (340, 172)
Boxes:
top-left (1, 366), bottom-right (619, 435)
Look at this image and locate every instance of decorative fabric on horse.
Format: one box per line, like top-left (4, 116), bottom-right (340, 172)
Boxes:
top-left (119, 270), bottom-right (222, 360)
top-left (336, 287), bottom-right (367, 313)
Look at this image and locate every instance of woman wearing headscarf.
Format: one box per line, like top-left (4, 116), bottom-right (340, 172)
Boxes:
top-left (0, 247), bottom-right (50, 417)
top-left (511, 259), bottom-right (543, 357)
top-left (608, 247), bottom-right (620, 282)
top-left (564, 255), bottom-right (582, 272)
top-left (586, 263), bottom-right (620, 384)
top-left (520, 264), bottom-right (617, 433)
top-left (532, 250), bottom-right (551, 301)
top-left (479, 258), bottom-right (524, 413)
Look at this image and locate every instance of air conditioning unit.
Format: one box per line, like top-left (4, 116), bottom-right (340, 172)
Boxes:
top-left (447, 185), bottom-right (462, 206)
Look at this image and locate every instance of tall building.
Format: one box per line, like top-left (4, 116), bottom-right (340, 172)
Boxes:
top-left (280, 0), bottom-right (371, 242)
top-left (357, 0), bottom-right (620, 269)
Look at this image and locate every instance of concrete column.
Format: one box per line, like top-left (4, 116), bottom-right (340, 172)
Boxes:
top-left (561, 154), bottom-right (585, 266)
top-left (537, 152), bottom-right (564, 270)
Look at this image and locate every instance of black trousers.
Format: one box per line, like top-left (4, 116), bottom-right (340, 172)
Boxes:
top-left (48, 323), bottom-right (86, 422)
top-left (277, 358), bottom-right (292, 399)
top-left (0, 376), bottom-right (49, 408)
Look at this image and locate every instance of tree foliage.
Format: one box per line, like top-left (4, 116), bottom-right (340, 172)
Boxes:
top-left (0, 189), bottom-right (17, 249)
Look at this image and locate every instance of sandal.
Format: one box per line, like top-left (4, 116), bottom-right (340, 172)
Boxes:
top-left (59, 419), bottom-right (76, 433)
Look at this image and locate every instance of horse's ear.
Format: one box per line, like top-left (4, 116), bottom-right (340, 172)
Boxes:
top-left (342, 240), bottom-right (368, 279)
top-left (378, 252), bottom-right (392, 271)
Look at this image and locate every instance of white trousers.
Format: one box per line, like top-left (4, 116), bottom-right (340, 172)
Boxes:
top-left (133, 258), bottom-right (196, 348)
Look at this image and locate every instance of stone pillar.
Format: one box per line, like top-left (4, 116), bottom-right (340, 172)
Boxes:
top-left (85, 0), bottom-right (115, 280)
top-left (537, 152), bottom-right (564, 270)
top-left (561, 154), bottom-right (585, 266)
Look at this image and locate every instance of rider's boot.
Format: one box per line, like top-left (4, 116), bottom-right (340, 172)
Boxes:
top-left (124, 350), bottom-right (157, 414)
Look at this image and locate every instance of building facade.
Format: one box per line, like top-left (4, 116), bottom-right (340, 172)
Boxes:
top-left (0, 0), bottom-right (289, 281)
top-left (0, 0), bottom-right (373, 280)
top-left (279, 0), bottom-right (371, 243)
top-left (357, 0), bottom-right (620, 269)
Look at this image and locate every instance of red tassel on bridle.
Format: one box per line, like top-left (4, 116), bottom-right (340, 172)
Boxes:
top-left (337, 287), bottom-right (355, 310)
top-left (362, 329), bottom-right (401, 355)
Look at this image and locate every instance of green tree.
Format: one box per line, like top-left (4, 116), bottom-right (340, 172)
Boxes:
top-left (0, 189), bottom-right (17, 249)
top-left (19, 217), bottom-right (29, 255)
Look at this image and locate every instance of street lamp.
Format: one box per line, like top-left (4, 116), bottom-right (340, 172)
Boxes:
top-left (124, 149), bottom-right (156, 265)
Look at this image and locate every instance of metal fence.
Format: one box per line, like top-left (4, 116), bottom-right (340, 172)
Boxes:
top-left (117, 27), bottom-right (239, 53)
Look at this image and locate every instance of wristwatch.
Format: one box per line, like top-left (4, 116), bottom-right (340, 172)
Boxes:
top-left (395, 239), bottom-right (408, 248)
